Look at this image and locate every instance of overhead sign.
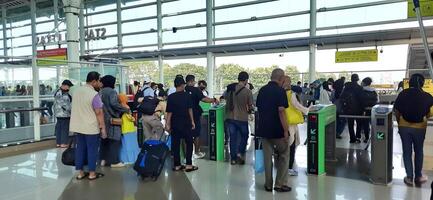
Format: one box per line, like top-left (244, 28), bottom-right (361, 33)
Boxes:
top-left (403, 78), bottom-right (433, 95)
top-left (37, 28), bottom-right (107, 46)
top-left (37, 48), bottom-right (67, 66)
top-left (408, 0), bottom-right (433, 18)
top-left (335, 49), bottom-right (378, 63)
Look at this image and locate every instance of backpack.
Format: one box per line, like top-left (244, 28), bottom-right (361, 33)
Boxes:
top-left (340, 90), bottom-right (361, 115)
top-left (360, 90), bottom-right (378, 109)
top-left (133, 87), bottom-right (150, 111)
top-left (137, 96), bottom-right (159, 115)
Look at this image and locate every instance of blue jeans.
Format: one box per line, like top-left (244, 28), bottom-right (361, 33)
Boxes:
top-left (227, 119), bottom-right (249, 160)
top-left (399, 127), bottom-right (426, 179)
top-left (75, 133), bottom-right (100, 171)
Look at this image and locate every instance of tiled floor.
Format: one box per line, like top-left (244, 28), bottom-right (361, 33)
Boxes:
top-left (1, 123), bottom-right (432, 200)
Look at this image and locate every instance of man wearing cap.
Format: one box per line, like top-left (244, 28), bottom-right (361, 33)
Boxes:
top-left (141, 77), bottom-right (155, 98)
top-left (166, 75), bottom-right (198, 172)
top-left (53, 80), bottom-right (74, 148)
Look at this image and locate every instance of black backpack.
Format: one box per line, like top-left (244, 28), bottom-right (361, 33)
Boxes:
top-left (133, 87), bottom-right (151, 111)
top-left (340, 90), bottom-right (361, 115)
top-left (360, 90), bottom-right (378, 109)
top-left (137, 96), bottom-right (159, 115)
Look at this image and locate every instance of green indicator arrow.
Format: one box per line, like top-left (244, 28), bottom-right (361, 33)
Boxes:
top-left (377, 132), bottom-right (385, 140)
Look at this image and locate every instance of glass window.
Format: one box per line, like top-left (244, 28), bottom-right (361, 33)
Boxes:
top-left (122, 19), bottom-right (157, 34)
top-left (88, 37), bottom-right (118, 50)
top-left (215, 32), bottom-right (309, 44)
top-left (317, 0), bottom-right (385, 8)
top-left (86, 3), bottom-right (116, 13)
top-left (86, 24), bottom-right (117, 39)
top-left (162, 0), bottom-right (205, 14)
top-left (11, 46), bottom-right (31, 56)
top-left (122, 46), bottom-right (157, 52)
top-left (123, 33), bottom-right (157, 47)
top-left (122, 5), bottom-right (156, 20)
top-left (162, 12), bottom-right (206, 29)
top-left (86, 12), bottom-right (117, 26)
top-left (164, 42), bottom-right (206, 49)
top-left (317, 2), bottom-right (406, 28)
top-left (12, 36), bottom-right (31, 47)
top-left (36, 21), bottom-right (54, 33)
top-left (122, 0), bottom-right (156, 7)
top-left (163, 27), bottom-right (206, 43)
top-left (215, 0), bottom-right (252, 7)
top-left (215, 14), bottom-right (309, 38)
top-left (215, 0), bottom-right (309, 23)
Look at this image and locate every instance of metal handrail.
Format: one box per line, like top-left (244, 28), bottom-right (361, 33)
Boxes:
top-left (0, 107), bottom-right (48, 113)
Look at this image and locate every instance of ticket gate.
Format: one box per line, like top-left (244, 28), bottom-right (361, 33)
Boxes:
top-left (307, 104), bottom-right (337, 175)
top-left (370, 105), bottom-right (394, 185)
top-left (208, 105), bottom-right (225, 161)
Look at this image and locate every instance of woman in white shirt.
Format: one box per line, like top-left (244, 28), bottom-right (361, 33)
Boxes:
top-left (319, 81), bottom-right (332, 105)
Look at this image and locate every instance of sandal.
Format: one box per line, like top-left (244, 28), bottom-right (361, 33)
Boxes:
top-left (274, 185), bottom-right (292, 192)
top-left (172, 165), bottom-right (185, 171)
top-left (88, 172), bottom-right (104, 181)
top-left (185, 166), bottom-right (199, 172)
top-left (76, 172), bottom-right (89, 180)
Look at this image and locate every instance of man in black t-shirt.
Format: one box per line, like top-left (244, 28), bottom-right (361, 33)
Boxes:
top-left (166, 76), bottom-right (198, 172)
top-left (256, 68), bottom-right (291, 193)
top-left (185, 75), bottom-right (218, 159)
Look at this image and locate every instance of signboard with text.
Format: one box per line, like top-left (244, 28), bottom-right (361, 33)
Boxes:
top-left (408, 0), bottom-right (433, 18)
top-left (403, 78), bottom-right (433, 96)
top-left (37, 48), bottom-right (67, 66)
top-left (335, 49), bottom-right (378, 63)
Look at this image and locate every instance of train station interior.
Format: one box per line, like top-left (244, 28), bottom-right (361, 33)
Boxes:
top-left (1, 0), bottom-right (433, 199)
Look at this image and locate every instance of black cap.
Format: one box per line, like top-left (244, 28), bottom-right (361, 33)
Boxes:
top-left (174, 76), bottom-right (186, 87)
top-left (61, 80), bottom-right (73, 87)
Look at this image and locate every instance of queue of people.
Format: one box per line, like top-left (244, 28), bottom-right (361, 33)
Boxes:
top-left (53, 69), bottom-right (433, 191)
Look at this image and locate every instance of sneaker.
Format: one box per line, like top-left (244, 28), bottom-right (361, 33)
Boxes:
top-left (355, 139), bottom-right (361, 143)
top-left (111, 163), bottom-right (126, 168)
top-left (349, 140), bottom-right (357, 144)
top-left (193, 152), bottom-right (206, 159)
top-left (404, 177), bottom-right (414, 186)
top-left (288, 169), bottom-right (298, 176)
top-left (415, 175), bottom-right (428, 184)
top-left (230, 160), bottom-right (237, 165)
top-left (363, 139), bottom-right (369, 143)
top-left (336, 136), bottom-right (342, 139)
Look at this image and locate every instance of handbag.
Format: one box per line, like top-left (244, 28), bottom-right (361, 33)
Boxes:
top-left (62, 139), bottom-right (76, 166)
top-left (111, 118), bottom-right (122, 126)
top-left (255, 138), bottom-right (265, 174)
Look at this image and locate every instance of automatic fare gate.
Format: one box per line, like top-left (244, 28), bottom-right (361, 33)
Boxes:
top-left (370, 105), bottom-right (394, 185)
top-left (307, 104), bottom-right (336, 175)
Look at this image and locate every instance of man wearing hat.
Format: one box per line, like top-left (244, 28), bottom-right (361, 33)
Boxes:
top-left (53, 80), bottom-right (74, 148)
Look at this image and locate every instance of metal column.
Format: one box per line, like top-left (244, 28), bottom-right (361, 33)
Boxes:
top-left (53, 0), bottom-right (59, 44)
top-left (413, 0), bottom-right (433, 78)
top-left (79, 2), bottom-right (85, 56)
top-left (309, 0), bottom-right (317, 82)
top-left (2, 7), bottom-right (7, 60)
top-left (116, 0), bottom-right (123, 53)
top-left (157, 0), bottom-right (164, 83)
top-left (30, 0), bottom-right (40, 141)
top-left (206, 0), bottom-right (215, 97)
top-left (63, 0), bottom-right (81, 80)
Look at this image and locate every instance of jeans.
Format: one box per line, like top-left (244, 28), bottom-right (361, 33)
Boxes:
top-left (347, 118), bottom-right (362, 141)
top-left (75, 133), bottom-right (100, 171)
top-left (399, 127), bottom-right (426, 179)
top-left (227, 119), bottom-right (249, 160)
top-left (172, 127), bottom-right (193, 166)
top-left (336, 116), bottom-right (346, 137)
top-left (263, 138), bottom-right (290, 188)
top-left (55, 118), bottom-right (70, 145)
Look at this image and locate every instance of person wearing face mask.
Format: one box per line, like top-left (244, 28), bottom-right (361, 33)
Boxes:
top-left (53, 80), bottom-right (74, 148)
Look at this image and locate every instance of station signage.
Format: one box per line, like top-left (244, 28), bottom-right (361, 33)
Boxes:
top-left (403, 78), bottom-right (433, 95)
top-left (37, 28), bottom-right (107, 46)
top-left (36, 48), bottom-right (67, 66)
top-left (335, 49), bottom-right (378, 63)
top-left (408, 0), bottom-right (433, 18)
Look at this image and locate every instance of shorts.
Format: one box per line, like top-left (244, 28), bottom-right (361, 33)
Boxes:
top-left (192, 116), bottom-right (202, 138)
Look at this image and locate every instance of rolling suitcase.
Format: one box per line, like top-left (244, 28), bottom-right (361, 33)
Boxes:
top-left (133, 139), bottom-right (169, 181)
